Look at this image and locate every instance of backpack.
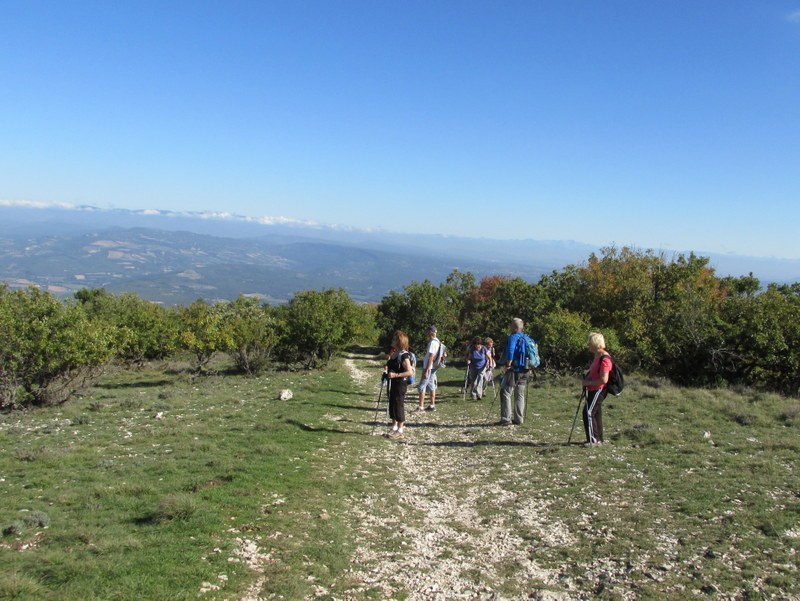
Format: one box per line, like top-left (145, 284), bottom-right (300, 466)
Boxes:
top-left (406, 351), bottom-right (417, 385)
top-left (433, 339), bottom-right (447, 369)
top-left (514, 334), bottom-right (540, 370)
top-left (605, 354), bottom-right (625, 396)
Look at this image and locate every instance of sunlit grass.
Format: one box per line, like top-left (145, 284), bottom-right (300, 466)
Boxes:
top-left (0, 350), bottom-right (798, 599)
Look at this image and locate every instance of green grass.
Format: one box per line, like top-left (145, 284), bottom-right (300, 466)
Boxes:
top-left (1, 349), bottom-right (798, 599)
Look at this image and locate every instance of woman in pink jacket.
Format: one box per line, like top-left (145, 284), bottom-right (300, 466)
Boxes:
top-left (581, 332), bottom-right (612, 447)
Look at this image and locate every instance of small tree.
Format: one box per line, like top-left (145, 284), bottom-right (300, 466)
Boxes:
top-left (0, 287), bottom-right (115, 407)
top-left (221, 296), bottom-right (280, 375)
top-left (76, 289), bottom-right (178, 366)
top-left (533, 309), bottom-right (594, 372)
top-left (280, 288), bottom-right (365, 368)
top-left (177, 300), bottom-right (232, 372)
top-left (376, 279), bottom-right (460, 353)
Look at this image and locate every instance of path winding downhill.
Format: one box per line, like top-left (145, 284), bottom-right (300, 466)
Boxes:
top-left (332, 353), bottom-right (576, 600)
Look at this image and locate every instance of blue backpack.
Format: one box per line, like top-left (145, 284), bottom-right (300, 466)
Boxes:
top-left (406, 351), bottom-right (417, 385)
top-left (514, 334), bottom-right (540, 370)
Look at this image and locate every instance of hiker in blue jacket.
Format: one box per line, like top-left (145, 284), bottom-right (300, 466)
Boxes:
top-left (499, 318), bottom-right (530, 425)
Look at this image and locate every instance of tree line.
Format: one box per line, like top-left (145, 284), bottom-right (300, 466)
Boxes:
top-left (1, 247), bottom-right (798, 408)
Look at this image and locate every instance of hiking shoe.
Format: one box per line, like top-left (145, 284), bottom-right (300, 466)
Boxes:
top-left (414, 406), bottom-right (425, 412)
top-left (426, 405), bottom-right (436, 412)
top-left (496, 420), bottom-right (512, 426)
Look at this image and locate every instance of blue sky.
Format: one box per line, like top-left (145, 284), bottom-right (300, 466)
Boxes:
top-left (2, 1), bottom-right (800, 258)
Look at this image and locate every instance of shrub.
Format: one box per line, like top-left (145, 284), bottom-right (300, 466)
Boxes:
top-left (156, 493), bottom-right (197, 522)
top-left (280, 288), bottom-right (369, 368)
top-left (22, 511), bottom-right (50, 529)
top-left (0, 287), bottom-right (115, 407)
top-left (2, 521), bottom-right (25, 537)
top-left (176, 300), bottom-right (232, 372)
top-left (220, 296), bottom-right (280, 375)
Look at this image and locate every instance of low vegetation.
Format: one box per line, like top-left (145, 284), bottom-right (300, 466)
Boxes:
top-left (1, 246), bottom-right (799, 597)
top-left (3, 246), bottom-right (800, 410)
top-left (0, 351), bottom-right (797, 599)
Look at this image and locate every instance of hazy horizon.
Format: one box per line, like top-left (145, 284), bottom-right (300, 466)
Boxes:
top-left (2, 3), bottom-right (800, 260)
top-left (4, 199), bottom-right (800, 269)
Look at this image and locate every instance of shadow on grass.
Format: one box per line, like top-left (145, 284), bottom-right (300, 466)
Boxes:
top-left (95, 379), bottom-right (173, 390)
top-left (416, 439), bottom-right (572, 449)
top-left (400, 421), bottom-right (496, 430)
top-left (345, 345), bottom-right (383, 358)
top-left (286, 419), bottom-right (360, 436)
top-left (132, 513), bottom-right (161, 526)
top-left (317, 389), bottom-right (374, 396)
top-left (321, 403), bottom-right (376, 412)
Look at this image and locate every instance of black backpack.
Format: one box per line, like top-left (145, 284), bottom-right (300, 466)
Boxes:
top-left (605, 354), bottom-right (625, 396)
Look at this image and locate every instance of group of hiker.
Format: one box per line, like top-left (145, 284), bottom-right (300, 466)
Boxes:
top-left (381, 319), bottom-right (615, 447)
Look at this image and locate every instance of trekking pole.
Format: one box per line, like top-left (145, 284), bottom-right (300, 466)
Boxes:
top-left (567, 389), bottom-right (587, 444)
top-left (523, 373), bottom-right (531, 424)
top-left (462, 366), bottom-right (469, 401)
top-left (370, 376), bottom-right (387, 435)
top-left (487, 370), bottom-right (507, 422)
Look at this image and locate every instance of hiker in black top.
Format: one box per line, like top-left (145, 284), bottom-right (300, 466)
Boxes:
top-left (384, 330), bottom-right (414, 437)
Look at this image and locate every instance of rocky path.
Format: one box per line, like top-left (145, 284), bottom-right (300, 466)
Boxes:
top-left (331, 353), bottom-right (576, 600)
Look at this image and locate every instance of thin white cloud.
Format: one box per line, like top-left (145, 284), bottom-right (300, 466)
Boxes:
top-left (788, 9), bottom-right (800, 23)
top-left (0, 198), bottom-right (367, 232)
top-left (0, 198), bottom-right (76, 209)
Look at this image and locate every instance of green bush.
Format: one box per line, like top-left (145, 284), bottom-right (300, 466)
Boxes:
top-left (280, 288), bottom-right (369, 368)
top-left (0, 286), bottom-right (115, 407)
top-left (176, 300), bottom-right (232, 372)
top-left (221, 296), bottom-right (281, 375)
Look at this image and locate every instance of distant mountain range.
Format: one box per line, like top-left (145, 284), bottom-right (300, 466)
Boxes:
top-left (1, 203), bottom-right (798, 305)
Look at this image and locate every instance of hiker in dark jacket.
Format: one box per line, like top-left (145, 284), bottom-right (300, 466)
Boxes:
top-left (581, 332), bottom-right (611, 447)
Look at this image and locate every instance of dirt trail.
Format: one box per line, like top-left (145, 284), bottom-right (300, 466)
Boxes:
top-left (333, 353), bottom-right (575, 600)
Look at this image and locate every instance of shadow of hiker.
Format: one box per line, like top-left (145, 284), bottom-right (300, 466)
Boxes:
top-left (403, 421), bottom-right (491, 429)
top-left (285, 419), bottom-right (360, 436)
top-left (321, 403), bottom-right (376, 412)
top-left (95, 379), bottom-right (173, 389)
top-left (415, 440), bottom-right (569, 449)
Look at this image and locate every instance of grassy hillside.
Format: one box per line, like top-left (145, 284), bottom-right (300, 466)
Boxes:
top-left (0, 351), bottom-right (798, 599)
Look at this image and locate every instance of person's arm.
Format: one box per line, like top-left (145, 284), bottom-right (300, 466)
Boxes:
top-left (388, 356), bottom-right (413, 380)
top-left (582, 357), bottom-right (611, 388)
top-left (503, 338), bottom-right (514, 371)
top-left (424, 352), bottom-right (434, 376)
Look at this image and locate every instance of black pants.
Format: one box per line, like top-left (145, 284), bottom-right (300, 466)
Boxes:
top-left (388, 379), bottom-right (407, 423)
top-left (582, 388), bottom-right (606, 443)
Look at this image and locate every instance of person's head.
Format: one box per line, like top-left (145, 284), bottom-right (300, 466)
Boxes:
top-left (485, 337), bottom-right (494, 348)
top-left (426, 325), bottom-right (438, 339)
top-left (393, 330), bottom-right (409, 351)
top-left (587, 332), bottom-right (606, 353)
top-left (471, 336), bottom-right (482, 348)
top-left (510, 318), bottom-right (524, 333)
